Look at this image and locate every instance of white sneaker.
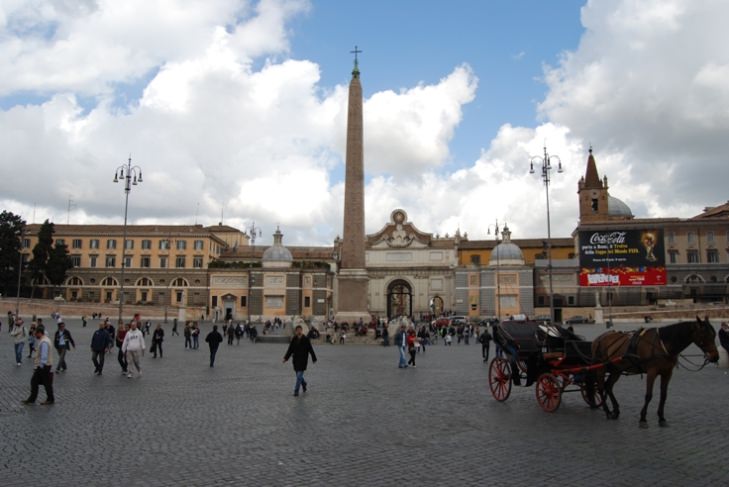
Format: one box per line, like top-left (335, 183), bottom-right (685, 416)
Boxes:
top-left (17, 362), bottom-right (21, 367)
top-left (127, 373), bottom-right (132, 378)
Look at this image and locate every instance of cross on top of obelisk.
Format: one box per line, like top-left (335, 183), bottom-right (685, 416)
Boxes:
top-left (350, 45), bottom-right (362, 77)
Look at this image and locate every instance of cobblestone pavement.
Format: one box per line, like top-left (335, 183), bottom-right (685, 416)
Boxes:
top-left (0, 318), bottom-right (727, 486)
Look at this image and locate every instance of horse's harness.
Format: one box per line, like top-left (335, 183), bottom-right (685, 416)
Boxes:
top-left (610, 325), bottom-right (710, 372)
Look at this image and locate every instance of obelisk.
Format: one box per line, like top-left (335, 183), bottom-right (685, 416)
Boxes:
top-left (335, 47), bottom-right (370, 322)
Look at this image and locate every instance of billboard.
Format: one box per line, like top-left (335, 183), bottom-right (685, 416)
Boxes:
top-left (578, 229), bottom-right (666, 286)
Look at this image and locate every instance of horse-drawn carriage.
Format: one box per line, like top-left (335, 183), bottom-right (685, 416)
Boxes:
top-left (488, 317), bottom-right (719, 427)
top-left (488, 320), bottom-right (608, 412)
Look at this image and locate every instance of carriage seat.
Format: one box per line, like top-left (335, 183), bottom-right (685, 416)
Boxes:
top-left (542, 352), bottom-right (564, 361)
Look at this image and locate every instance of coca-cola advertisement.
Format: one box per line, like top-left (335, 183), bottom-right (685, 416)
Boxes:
top-left (578, 229), bottom-right (666, 286)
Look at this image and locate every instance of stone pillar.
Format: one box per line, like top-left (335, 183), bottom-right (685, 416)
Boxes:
top-left (336, 59), bottom-right (370, 323)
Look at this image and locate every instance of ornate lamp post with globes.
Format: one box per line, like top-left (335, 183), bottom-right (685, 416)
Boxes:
top-left (529, 146), bottom-right (563, 324)
top-left (113, 156), bottom-right (143, 325)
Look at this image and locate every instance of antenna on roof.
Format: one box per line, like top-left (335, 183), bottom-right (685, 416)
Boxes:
top-left (66, 196), bottom-right (76, 225)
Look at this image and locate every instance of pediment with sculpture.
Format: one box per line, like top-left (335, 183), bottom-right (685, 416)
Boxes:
top-left (368, 209), bottom-right (433, 249)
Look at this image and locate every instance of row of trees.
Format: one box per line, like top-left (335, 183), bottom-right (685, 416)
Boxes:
top-left (0, 211), bottom-right (73, 298)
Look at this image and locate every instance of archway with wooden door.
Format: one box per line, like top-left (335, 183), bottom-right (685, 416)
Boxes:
top-left (387, 279), bottom-right (412, 320)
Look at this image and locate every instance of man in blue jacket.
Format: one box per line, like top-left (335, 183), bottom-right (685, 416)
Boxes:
top-left (91, 322), bottom-right (112, 375)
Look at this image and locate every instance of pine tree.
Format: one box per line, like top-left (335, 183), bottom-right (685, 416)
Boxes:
top-left (0, 211), bottom-right (26, 296)
top-left (29, 220), bottom-right (54, 298)
top-left (46, 240), bottom-right (73, 293)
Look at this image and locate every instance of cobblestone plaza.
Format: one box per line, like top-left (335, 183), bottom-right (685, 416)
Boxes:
top-left (0, 319), bottom-right (727, 486)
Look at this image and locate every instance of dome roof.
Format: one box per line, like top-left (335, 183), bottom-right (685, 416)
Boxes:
top-left (608, 195), bottom-right (633, 217)
top-left (262, 227), bottom-right (293, 268)
top-left (489, 225), bottom-right (525, 266)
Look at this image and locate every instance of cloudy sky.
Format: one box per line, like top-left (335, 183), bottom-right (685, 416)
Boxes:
top-left (1, 0), bottom-right (727, 246)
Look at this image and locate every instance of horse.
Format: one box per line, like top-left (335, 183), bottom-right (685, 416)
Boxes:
top-left (591, 316), bottom-right (719, 428)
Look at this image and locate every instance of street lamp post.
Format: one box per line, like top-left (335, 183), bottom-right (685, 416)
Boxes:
top-left (15, 229), bottom-right (25, 318)
top-left (113, 156), bottom-right (143, 325)
top-left (487, 220), bottom-right (503, 321)
top-left (530, 146), bottom-right (563, 324)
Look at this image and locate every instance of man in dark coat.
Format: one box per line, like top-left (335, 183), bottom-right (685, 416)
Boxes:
top-left (283, 325), bottom-right (317, 396)
top-left (719, 322), bottom-right (729, 356)
top-left (53, 322), bottom-right (75, 372)
top-left (91, 322), bottom-right (112, 375)
top-left (205, 325), bottom-right (223, 367)
top-left (479, 328), bottom-right (492, 362)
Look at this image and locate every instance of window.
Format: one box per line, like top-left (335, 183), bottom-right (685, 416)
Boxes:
top-left (90, 239), bottom-right (100, 249)
top-left (668, 250), bottom-right (678, 264)
top-left (140, 256), bottom-right (151, 268)
top-left (687, 249), bottom-right (699, 264)
top-left (193, 256), bottom-right (203, 268)
top-left (175, 256), bottom-right (186, 268)
top-left (22, 238), bottom-right (30, 248)
top-left (141, 239), bottom-right (152, 250)
top-left (194, 240), bottom-right (204, 250)
top-left (591, 198), bottom-right (598, 212)
top-left (90, 255), bottom-right (98, 268)
top-left (67, 276), bottom-right (83, 286)
top-left (72, 239), bottom-right (82, 249)
top-left (137, 277), bottom-right (153, 286)
top-left (140, 291), bottom-right (148, 302)
top-left (304, 296), bottom-right (311, 308)
top-left (667, 231), bottom-right (675, 245)
top-left (176, 240), bottom-right (187, 250)
top-left (159, 239), bottom-right (170, 250)
top-left (707, 249), bottom-right (719, 263)
top-left (212, 296), bottom-right (218, 307)
top-left (107, 239), bottom-right (117, 249)
top-left (105, 255), bottom-right (116, 267)
top-left (124, 256), bottom-right (132, 268)
top-left (470, 255), bottom-right (481, 265)
top-left (70, 255), bottom-right (81, 267)
top-left (707, 231), bottom-right (715, 243)
top-left (171, 278), bottom-right (188, 287)
top-left (175, 291), bottom-right (183, 303)
top-left (101, 277), bottom-right (117, 286)
top-left (125, 239), bottom-right (134, 250)
top-left (240, 296), bottom-right (247, 307)
top-left (687, 232), bottom-right (696, 245)
top-left (159, 256), bottom-right (168, 268)
top-left (567, 296), bottom-right (575, 305)
top-left (56, 238), bottom-right (65, 246)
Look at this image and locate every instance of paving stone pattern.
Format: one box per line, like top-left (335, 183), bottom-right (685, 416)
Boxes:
top-left (0, 319), bottom-right (727, 486)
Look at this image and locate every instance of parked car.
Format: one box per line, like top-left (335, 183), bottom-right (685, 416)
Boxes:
top-left (564, 315), bottom-right (594, 324)
top-left (533, 315), bottom-right (552, 324)
top-left (448, 316), bottom-right (469, 326)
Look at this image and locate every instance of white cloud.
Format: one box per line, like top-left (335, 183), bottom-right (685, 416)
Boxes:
top-left (363, 65), bottom-right (477, 176)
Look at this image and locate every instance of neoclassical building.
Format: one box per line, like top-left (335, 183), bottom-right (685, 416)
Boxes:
top-left (362, 209), bottom-right (458, 320)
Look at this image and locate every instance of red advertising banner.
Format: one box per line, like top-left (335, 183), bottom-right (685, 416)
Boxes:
top-left (578, 229), bottom-right (666, 287)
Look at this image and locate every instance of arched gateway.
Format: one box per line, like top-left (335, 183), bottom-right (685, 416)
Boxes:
top-left (387, 279), bottom-right (412, 320)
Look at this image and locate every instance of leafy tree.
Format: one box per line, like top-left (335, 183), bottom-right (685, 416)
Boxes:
top-left (29, 220), bottom-right (54, 298)
top-left (0, 211), bottom-right (26, 296)
top-left (46, 241), bottom-right (73, 291)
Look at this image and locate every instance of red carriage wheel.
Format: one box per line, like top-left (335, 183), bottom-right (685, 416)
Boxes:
top-left (580, 381), bottom-right (604, 408)
top-left (489, 358), bottom-right (512, 402)
top-left (535, 373), bottom-right (562, 412)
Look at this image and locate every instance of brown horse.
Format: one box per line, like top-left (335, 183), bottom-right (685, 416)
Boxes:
top-left (591, 317), bottom-right (719, 428)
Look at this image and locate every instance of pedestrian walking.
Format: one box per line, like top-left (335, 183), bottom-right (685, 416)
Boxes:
top-left (91, 322), bottom-right (112, 375)
top-left (27, 321), bottom-right (37, 358)
top-left (235, 323), bottom-right (243, 345)
top-left (105, 319), bottom-right (115, 355)
top-left (22, 324), bottom-right (54, 405)
top-left (192, 323), bottom-right (200, 349)
top-left (122, 321), bottom-right (145, 378)
top-left (116, 323), bottom-right (128, 374)
top-left (406, 328), bottom-right (417, 367)
top-left (479, 328), bottom-right (492, 362)
top-left (184, 322), bottom-right (192, 349)
top-left (205, 325), bottom-right (223, 367)
top-left (395, 325), bottom-right (408, 368)
top-left (282, 325), bottom-right (317, 396)
top-left (53, 322), bottom-right (75, 372)
top-left (226, 323), bottom-right (235, 345)
top-left (719, 322), bottom-right (729, 356)
top-left (81, 315), bottom-right (87, 327)
top-left (10, 317), bottom-right (26, 366)
top-left (151, 324), bottom-right (164, 358)
top-left (171, 318), bottom-right (179, 336)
